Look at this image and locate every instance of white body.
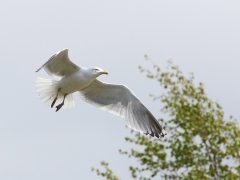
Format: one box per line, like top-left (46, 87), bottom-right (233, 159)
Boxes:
top-left (57, 68), bottom-right (96, 94)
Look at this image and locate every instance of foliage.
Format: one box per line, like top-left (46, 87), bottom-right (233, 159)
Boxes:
top-left (92, 161), bottom-right (120, 180)
top-left (92, 59), bottom-right (240, 180)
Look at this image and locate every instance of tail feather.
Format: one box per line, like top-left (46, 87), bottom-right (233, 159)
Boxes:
top-left (64, 93), bottom-right (74, 108)
top-left (36, 78), bottom-right (75, 109)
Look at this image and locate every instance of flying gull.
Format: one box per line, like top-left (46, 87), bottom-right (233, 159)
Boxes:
top-left (35, 49), bottom-right (167, 138)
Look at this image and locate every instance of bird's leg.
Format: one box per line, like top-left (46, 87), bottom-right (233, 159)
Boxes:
top-left (55, 94), bottom-right (68, 112)
top-left (51, 88), bottom-right (61, 108)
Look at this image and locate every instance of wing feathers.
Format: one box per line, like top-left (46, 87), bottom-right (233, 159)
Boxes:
top-left (36, 49), bottom-right (79, 78)
top-left (78, 80), bottom-right (166, 138)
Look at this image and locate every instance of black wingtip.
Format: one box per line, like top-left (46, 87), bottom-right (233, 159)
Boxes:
top-left (161, 130), bottom-right (167, 137)
top-left (35, 67), bottom-right (42, 73)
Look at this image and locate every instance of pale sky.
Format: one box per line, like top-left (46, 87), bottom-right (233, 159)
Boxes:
top-left (1, 1), bottom-right (240, 179)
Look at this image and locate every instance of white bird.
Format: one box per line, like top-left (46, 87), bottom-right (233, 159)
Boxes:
top-left (36, 49), bottom-right (167, 138)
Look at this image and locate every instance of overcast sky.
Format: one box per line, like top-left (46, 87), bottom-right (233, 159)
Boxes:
top-left (1, 1), bottom-right (240, 179)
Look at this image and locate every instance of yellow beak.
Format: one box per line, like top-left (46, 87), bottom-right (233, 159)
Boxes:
top-left (101, 70), bottom-right (108, 75)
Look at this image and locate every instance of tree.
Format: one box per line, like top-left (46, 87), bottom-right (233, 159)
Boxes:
top-left (92, 59), bottom-right (240, 180)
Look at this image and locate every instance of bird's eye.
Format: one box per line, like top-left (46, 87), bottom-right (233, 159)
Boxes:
top-left (94, 69), bottom-right (98, 71)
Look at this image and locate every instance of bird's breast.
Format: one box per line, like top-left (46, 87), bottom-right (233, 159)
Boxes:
top-left (58, 73), bottom-right (93, 94)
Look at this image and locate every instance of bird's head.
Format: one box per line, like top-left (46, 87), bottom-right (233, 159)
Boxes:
top-left (91, 67), bottom-right (108, 77)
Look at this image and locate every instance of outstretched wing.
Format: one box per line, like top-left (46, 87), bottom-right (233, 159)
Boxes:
top-left (78, 80), bottom-right (166, 138)
top-left (36, 49), bottom-right (79, 78)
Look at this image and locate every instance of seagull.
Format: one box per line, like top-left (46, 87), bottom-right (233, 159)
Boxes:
top-left (36, 49), bottom-right (167, 138)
